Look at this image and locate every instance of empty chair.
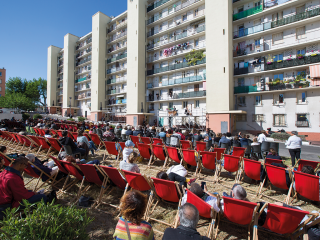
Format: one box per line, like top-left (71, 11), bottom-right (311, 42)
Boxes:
top-left (103, 141), bottom-right (121, 161)
top-left (152, 144), bottom-right (168, 169)
top-left (166, 146), bottom-right (182, 165)
top-left (213, 148), bottom-right (226, 162)
top-left (232, 147), bottom-right (246, 157)
top-left (252, 145), bottom-right (262, 159)
top-left (260, 141), bottom-right (270, 156)
top-left (220, 155), bottom-right (242, 183)
top-left (182, 149), bottom-right (200, 176)
top-left (220, 143), bottom-right (231, 154)
top-left (180, 140), bottom-right (191, 150)
top-left (243, 158), bottom-right (264, 195)
top-left (196, 141), bottom-right (207, 153)
top-left (200, 151), bottom-right (218, 180)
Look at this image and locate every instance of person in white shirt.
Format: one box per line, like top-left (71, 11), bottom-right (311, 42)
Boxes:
top-left (257, 130), bottom-right (267, 143)
top-left (44, 130), bottom-right (52, 139)
top-left (285, 131), bottom-right (302, 166)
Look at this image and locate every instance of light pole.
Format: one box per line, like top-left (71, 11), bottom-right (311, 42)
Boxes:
top-left (69, 97), bottom-right (72, 117)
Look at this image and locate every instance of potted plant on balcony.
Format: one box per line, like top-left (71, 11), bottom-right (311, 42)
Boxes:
top-left (297, 54), bottom-right (304, 59)
top-left (252, 83), bottom-right (257, 87)
top-left (267, 61), bottom-right (273, 65)
top-left (186, 50), bottom-right (205, 66)
top-left (310, 50), bottom-right (318, 57)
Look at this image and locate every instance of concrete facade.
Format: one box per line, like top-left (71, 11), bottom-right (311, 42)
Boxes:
top-left (0, 68), bottom-right (6, 97)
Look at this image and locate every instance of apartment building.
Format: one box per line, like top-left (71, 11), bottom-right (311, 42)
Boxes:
top-left (47, 0), bottom-right (320, 141)
top-left (0, 68), bottom-right (5, 97)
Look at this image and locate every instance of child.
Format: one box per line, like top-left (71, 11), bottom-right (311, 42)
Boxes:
top-left (122, 140), bottom-right (135, 162)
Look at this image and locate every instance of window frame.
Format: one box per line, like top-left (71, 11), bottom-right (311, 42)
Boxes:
top-left (273, 114), bottom-right (287, 127)
top-left (252, 114), bottom-right (265, 122)
top-left (235, 114), bottom-right (247, 122)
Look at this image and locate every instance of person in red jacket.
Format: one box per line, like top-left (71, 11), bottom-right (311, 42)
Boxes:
top-left (0, 156), bottom-right (47, 209)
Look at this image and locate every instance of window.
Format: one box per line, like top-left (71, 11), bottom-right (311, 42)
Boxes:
top-left (169, 102), bottom-right (173, 109)
top-left (0, 80), bottom-right (1, 84)
top-left (296, 5), bottom-right (306, 14)
top-left (297, 48), bottom-right (306, 56)
top-left (0, 72), bottom-right (2, 76)
top-left (273, 114), bottom-right (286, 126)
top-left (252, 114), bottom-right (264, 122)
top-left (238, 78), bottom-right (245, 86)
top-left (194, 84), bottom-right (199, 92)
top-left (183, 14), bottom-right (187, 21)
top-left (272, 32), bottom-right (283, 45)
top-left (255, 95), bottom-right (262, 105)
top-left (0, 87), bottom-right (1, 91)
top-left (195, 100), bottom-right (200, 108)
top-left (160, 50), bottom-right (163, 57)
top-left (238, 96), bottom-right (246, 106)
top-left (272, 12), bottom-right (283, 21)
top-left (279, 94), bottom-right (284, 104)
top-left (254, 1), bottom-right (261, 7)
top-left (273, 53), bottom-right (283, 62)
top-left (195, 39), bottom-right (199, 47)
top-left (274, 93), bottom-right (284, 104)
top-left (160, 103), bottom-right (163, 110)
top-left (235, 114), bottom-right (247, 122)
top-left (297, 92), bottom-right (307, 104)
top-left (296, 26), bottom-right (306, 40)
top-left (238, 6), bottom-right (244, 12)
top-left (273, 73), bottom-right (284, 80)
top-left (254, 39), bottom-right (260, 46)
top-left (296, 114), bottom-right (309, 127)
top-left (183, 101), bottom-right (188, 108)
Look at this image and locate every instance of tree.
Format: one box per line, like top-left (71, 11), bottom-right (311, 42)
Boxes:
top-left (37, 77), bottom-right (47, 107)
top-left (5, 77), bottom-right (27, 94)
top-left (0, 93), bottom-right (35, 110)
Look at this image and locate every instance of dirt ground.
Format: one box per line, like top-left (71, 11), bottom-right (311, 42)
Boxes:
top-left (7, 141), bottom-right (319, 240)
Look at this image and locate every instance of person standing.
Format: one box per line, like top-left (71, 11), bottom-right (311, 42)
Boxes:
top-left (257, 130), bottom-right (267, 143)
top-left (285, 131), bottom-right (302, 166)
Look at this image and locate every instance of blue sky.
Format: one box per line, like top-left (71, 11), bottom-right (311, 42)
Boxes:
top-left (0, 0), bottom-right (127, 81)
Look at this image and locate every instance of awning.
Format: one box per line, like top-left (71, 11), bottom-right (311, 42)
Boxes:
top-left (116, 95), bottom-right (125, 98)
top-left (309, 64), bottom-right (320, 78)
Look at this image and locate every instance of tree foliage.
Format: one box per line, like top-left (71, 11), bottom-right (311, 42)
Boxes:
top-left (0, 77), bottom-right (47, 110)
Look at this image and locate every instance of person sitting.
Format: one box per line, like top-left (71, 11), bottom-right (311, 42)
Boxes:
top-left (44, 130), bottom-right (52, 138)
top-left (166, 129), bottom-right (173, 138)
top-left (162, 203), bottom-right (210, 240)
top-left (219, 134), bottom-right (231, 147)
top-left (133, 126), bottom-right (143, 136)
top-left (233, 136), bottom-right (241, 146)
top-left (126, 126), bottom-right (133, 136)
top-left (121, 126), bottom-right (128, 136)
top-left (122, 140), bottom-right (136, 163)
top-left (158, 165), bottom-right (195, 187)
top-left (63, 155), bottom-right (100, 165)
top-left (120, 152), bottom-right (140, 173)
top-left (96, 124), bottom-right (103, 139)
top-left (103, 127), bottom-right (116, 141)
top-left (251, 137), bottom-right (260, 146)
top-left (59, 130), bottom-right (86, 156)
top-left (159, 128), bottom-right (166, 138)
top-left (239, 133), bottom-right (250, 147)
top-left (213, 133), bottom-right (222, 144)
top-left (266, 148), bottom-right (281, 160)
top-left (0, 157), bottom-right (47, 211)
top-left (77, 129), bottom-right (98, 156)
top-left (113, 190), bottom-right (154, 240)
top-left (193, 130), bottom-right (203, 142)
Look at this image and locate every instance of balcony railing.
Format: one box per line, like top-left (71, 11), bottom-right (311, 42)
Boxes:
top-left (147, 0), bottom-right (172, 12)
top-left (107, 53), bottom-right (127, 64)
top-left (147, 0), bottom-right (202, 25)
top-left (147, 74), bottom-right (206, 89)
top-left (107, 76), bottom-right (127, 84)
top-left (76, 58), bottom-right (91, 66)
top-left (147, 25), bottom-right (205, 50)
top-left (147, 91), bottom-right (206, 102)
top-left (234, 22), bottom-right (271, 39)
top-left (296, 121), bottom-right (309, 127)
top-left (234, 86), bottom-right (258, 94)
top-left (233, 5), bottom-right (263, 21)
top-left (75, 77), bottom-right (87, 83)
top-left (265, 55), bottom-right (320, 71)
top-left (107, 89), bottom-right (127, 95)
top-left (107, 31), bottom-right (127, 44)
top-left (107, 66), bottom-right (127, 74)
top-left (107, 44), bottom-right (127, 54)
top-left (234, 67), bottom-right (249, 75)
top-left (107, 20), bottom-right (127, 33)
top-left (264, 0), bottom-right (291, 10)
top-left (147, 57), bottom-right (206, 76)
top-left (107, 99), bottom-right (127, 105)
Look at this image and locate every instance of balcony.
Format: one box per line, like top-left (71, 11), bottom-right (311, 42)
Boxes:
top-left (234, 22), bottom-right (271, 39)
top-left (107, 89), bottom-right (127, 95)
top-left (234, 86), bottom-right (257, 94)
top-left (107, 66), bottom-right (127, 74)
top-left (147, 0), bottom-right (172, 13)
top-left (265, 55), bottom-right (320, 71)
top-left (146, 90), bottom-right (206, 102)
top-left (147, 74), bottom-right (206, 89)
top-left (107, 20), bottom-right (127, 34)
top-left (233, 5), bottom-right (263, 21)
top-left (234, 67), bottom-right (249, 75)
top-left (147, 25), bottom-right (205, 51)
top-left (107, 99), bottom-right (127, 105)
top-left (107, 53), bottom-right (127, 64)
top-left (107, 31), bottom-right (127, 44)
top-left (76, 58), bottom-right (91, 66)
top-left (147, 57), bottom-right (206, 76)
top-left (296, 121), bottom-right (309, 127)
top-left (147, 0), bottom-right (202, 25)
top-left (107, 76), bottom-right (127, 85)
top-left (75, 77), bottom-right (87, 83)
top-left (264, 0), bottom-right (291, 10)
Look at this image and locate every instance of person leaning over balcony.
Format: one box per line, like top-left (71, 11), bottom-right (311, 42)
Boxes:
top-left (113, 190), bottom-right (154, 240)
top-left (285, 131), bottom-right (302, 166)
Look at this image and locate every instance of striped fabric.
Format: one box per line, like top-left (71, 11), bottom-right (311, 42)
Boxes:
top-left (113, 217), bottom-right (154, 240)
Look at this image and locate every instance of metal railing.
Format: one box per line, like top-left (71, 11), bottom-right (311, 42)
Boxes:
top-left (107, 76), bottom-right (127, 84)
top-left (234, 86), bottom-right (258, 94)
top-left (265, 55), bottom-right (320, 71)
top-left (107, 53), bottom-right (127, 64)
top-left (146, 90), bottom-right (206, 102)
top-left (147, 0), bottom-right (172, 12)
top-left (296, 121), bottom-right (309, 127)
top-left (76, 58), bottom-right (91, 66)
top-left (107, 66), bottom-right (127, 74)
top-left (75, 77), bottom-right (87, 83)
top-left (147, 74), bottom-right (206, 89)
top-left (233, 5), bottom-right (263, 21)
top-left (107, 20), bottom-right (127, 34)
top-left (107, 31), bottom-right (127, 44)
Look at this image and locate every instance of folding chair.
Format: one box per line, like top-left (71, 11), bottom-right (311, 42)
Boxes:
top-left (182, 149), bottom-right (201, 176)
top-left (166, 146), bottom-right (183, 165)
top-left (222, 196), bottom-right (260, 240)
top-left (219, 154), bottom-right (242, 183)
top-left (180, 140), bottom-right (192, 150)
top-left (38, 129), bottom-right (46, 136)
top-left (264, 158), bottom-right (283, 165)
top-left (23, 135), bottom-right (42, 153)
top-left (56, 130), bottom-right (63, 138)
top-left (186, 189), bottom-right (219, 239)
top-left (103, 141), bottom-right (121, 161)
top-left (50, 129), bottom-right (58, 136)
top-left (212, 148), bottom-right (226, 162)
top-left (258, 203), bottom-right (316, 238)
top-left (152, 138), bottom-right (163, 145)
top-left (137, 143), bottom-right (154, 166)
top-left (200, 151), bottom-right (218, 180)
top-left (242, 158), bottom-right (264, 196)
top-left (15, 134), bottom-right (29, 152)
top-left (27, 135), bottom-right (42, 147)
top-left (290, 171), bottom-right (320, 203)
top-left (146, 177), bottom-right (183, 228)
top-left (152, 144), bottom-right (169, 169)
top-left (70, 132), bottom-right (78, 141)
top-left (96, 166), bottom-right (127, 208)
top-left (232, 147), bottom-right (246, 157)
top-left (260, 164), bottom-right (293, 204)
top-left (120, 170), bottom-right (152, 193)
top-left (46, 137), bottom-right (63, 153)
top-left (196, 141), bottom-right (207, 153)
top-left (140, 137), bottom-right (151, 144)
top-left (0, 152), bottom-right (13, 167)
top-left (89, 133), bottom-right (103, 149)
top-left (37, 136), bottom-right (53, 156)
top-left (294, 159), bottom-right (319, 172)
top-left (130, 135), bottom-right (140, 147)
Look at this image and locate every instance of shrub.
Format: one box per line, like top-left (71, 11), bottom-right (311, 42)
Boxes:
top-left (67, 118), bottom-right (75, 121)
top-left (0, 200), bottom-right (93, 240)
top-left (33, 114), bottom-right (43, 120)
top-left (22, 113), bottom-right (30, 121)
top-left (78, 116), bottom-right (86, 122)
top-left (270, 133), bottom-right (306, 141)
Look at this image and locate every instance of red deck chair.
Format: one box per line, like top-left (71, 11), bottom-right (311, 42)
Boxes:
top-left (243, 158), bottom-right (264, 195)
top-left (46, 137), bottom-right (62, 153)
top-left (140, 137), bottom-right (151, 144)
top-left (58, 160), bottom-right (84, 196)
top-left (265, 158), bottom-right (283, 165)
top-left (186, 189), bottom-right (219, 239)
top-left (21, 135), bottom-right (40, 153)
top-left (180, 140), bottom-right (191, 150)
top-left (89, 133), bottom-right (103, 149)
top-left (71, 132), bottom-right (78, 141)
top-left (130, 135), bottom-right (140, 147)
top-left (0, 152), bottom-right (13, 167)
top-left (103, 141), bottom-right (121, 161)
top-left (15, 134), bottom-right (30, 151)
top-left (50, 129), bottom-right (58, 136)
top-left (152, 138), bottom-right (163, 145)
top-left (223, 196), bottom-right (260, 240)
top-left (232, 147), bottom-right (246, 157)
top-left (166, 146), bottom-right (182, 165)
top-left (39, 129), bottom-right (46, 136)
top-left (221, 154), bottom-right (242, 183)
top-left (56, 130), bottom-right (63, 137)
top-left (36, 136), bottom-right (53, 156)
top-left (147, 177), bottom-right (182, 228)
top-left (84, 133), bottom-right (91, 142)
top-left (137, 143), bottom-right (153, 166)
top-left (200, 151), bottom-right (218, 180)
top-left (96, 166), bottom-right (127, 209)
top-left (9, 133), bottom-right (21, 147)
top-left (258, 203), bottom-right (314, 237)
top-left (75, 164), bottom-right (109, 206)
top-left (152, 144), bottom-right (169, 169)
top-left (295, 159), bottom-right (319, 172)
top-left (33, 128), bottom-right (41, 135)
top-left (196, 141), bottom-right (206, 153)
top-left (260, 164), bottom-right (293, 204)
top-left (291, 171), bottom-right (320, 202)
top-left (213, 148), bottom-right (226, 161)
top-left (28, 135), bottom-right (42, 147)
top-left (182, 149), bottom-right (200, 176)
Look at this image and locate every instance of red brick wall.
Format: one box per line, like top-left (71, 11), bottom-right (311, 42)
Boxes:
top-left (0, 68), bottom-right (6, 97)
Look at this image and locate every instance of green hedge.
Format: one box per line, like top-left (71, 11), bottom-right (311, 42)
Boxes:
top-left (0, 200), bottom-right (93, 240)
top-left (78, 116), bottom-right (86, 122)
top-left (270, 133), bottom-right (306, 141)
top-left (22, 113), bottom-right (30, 121)
top-left (33, 114), bottom-right (43, 120)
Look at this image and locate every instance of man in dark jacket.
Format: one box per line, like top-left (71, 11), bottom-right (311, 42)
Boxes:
top-left (125, 126), bottom-right (133, 136)
top-left (59, 130), bottom-right (86, 156)
top-left (133, 126), bottom-right (143, 136)
top-left (162, 203), bottom-right (210, 240)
